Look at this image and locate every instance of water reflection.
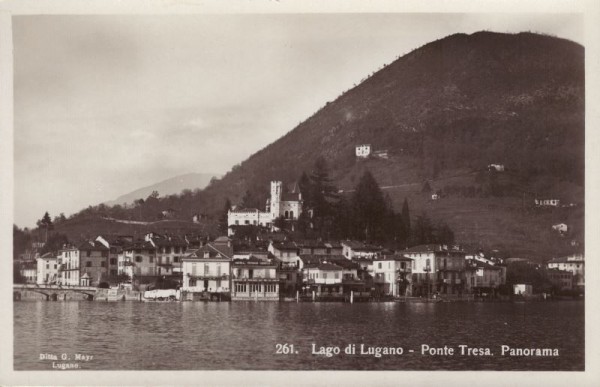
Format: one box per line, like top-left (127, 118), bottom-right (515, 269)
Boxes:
top-left (14, 301), bottom-right (584, 370)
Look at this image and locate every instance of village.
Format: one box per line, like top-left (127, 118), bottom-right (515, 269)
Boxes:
top-left (14, 175), bottom-right (585, 303)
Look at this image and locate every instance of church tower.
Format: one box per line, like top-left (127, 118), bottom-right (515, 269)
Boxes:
top-left (270, 181), bottom-right (282, 220)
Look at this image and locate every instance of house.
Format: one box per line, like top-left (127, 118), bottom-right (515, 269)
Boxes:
top-left (547, 254), bottom-right (584, 290)
top-left (341, 240), bottom-right (382, 260)
top-left (230, 256), bottom-right (279, 301)
top-left (36, 253), bottom-right (58, 285)
top-left (181, 242), bottom-right (233, 298)
top-left (431, 193), bottom-right (439, 200)
top-left (402, 244), bottom-right (466, 297)
top-left (274, 256), bottom-right (303, 297)
top-left (227, 181), bottom-right (303, 235)
top-left (77, 240), bottom-right (110, 287)
top-left (161, 208), bottom-right (176, 219)
top-left (543, 268), bottom-right (574, 292)
top-left (58, 245), bottom-right (80, 286)
top-left (95, 235), bottom-right (133, 278)
top-left (117, 240), bottom-right (157, 287)
top-left (303, 262), bottom-right (344, 296)
top-left (20, 260), bottom-right (37, 284)
top-left (552, 223), bottom-right (568, 234)
top-left (145, 233), bottom-right (188, 276)
top-left (487, 164), bottom-right (505, 172)
top-left (535, 198), bottom-right (560, 207)
top-left (464, 260), bottom-right (506, 297)
top-left (355, 144), bottom-right (372, 158)
top-left (268, 241), bottom-right (301, 267)
top-left (513, 284), bottom-right (533, 296)
top-left (372, 255), bottom-right (413, 297)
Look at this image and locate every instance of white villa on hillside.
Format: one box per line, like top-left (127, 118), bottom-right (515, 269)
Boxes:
top-left (227, 181), bottom-right (302, 235)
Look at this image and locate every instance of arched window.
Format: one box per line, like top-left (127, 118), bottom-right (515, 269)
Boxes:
top-left (290, 211), bottom-right (294, 219)
top-left (284, 211), bottom-right (289, 219)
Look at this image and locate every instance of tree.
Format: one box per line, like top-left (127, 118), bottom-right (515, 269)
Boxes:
top-left (36, 211), bottom-right (54, 243)
top-left (41, 233), bottom-right (69, 255)
top-left (148, 190), bottom-right (160, 200)
top-left (219, 198), bottom-right (232, 235)
top-left (401, 198), bottom-right (411, 242)
top-left (351, 171), bottom-right (389, 241)
top-left (13, 225), bottom-right (31, 260)
top-left (240, 190), bottom-right (260, 209)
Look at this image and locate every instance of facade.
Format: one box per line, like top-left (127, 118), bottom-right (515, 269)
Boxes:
top-left (78, 240), bottom-right (109, 287)
top-left (535, 198), bottom-right (560, 207)
top-left (372, 255), bottom-right (413, 297)
top-left (58, 246), bottom-right (80, 286)
top-left (513, 284), bottom-right (533, 296)
top-left (547, 254), bottom-right (584, 290)
top-left (145, 233), bottom-right (187, 276)
top-left (231, 257), bottom-right (279, 301)
top-left (464, 260), bottom-right (506, 296)
top-left (403, 244), bottom-right (466, 297)
top-left (341, 241), bottom-right (382, 260)
top-left (355, 144), bottom-right (372, 158)
top-left (36, 253), bottom-right (58, 285)
top-left (181, 242), bottom-right (233, 295)
top-left (544, 268), bottom-right (574, 292)
top-left (227, 181), bottom-right (303, 235)
top-left (20, 260), bottom-right (37, 284)
top-left (303, 263), bottom-right (344, 296)
top-left (118, 241), bottom-right (157, 285)
top-left (552, 223), bottom-right (568, 234)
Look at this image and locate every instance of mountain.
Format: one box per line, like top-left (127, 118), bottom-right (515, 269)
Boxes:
top-left (55, 31), bottom-right (584, 259)
top-left (196, 31), bottom-right (584, 258)
top-left (104, 173), bottom-right (218, 206)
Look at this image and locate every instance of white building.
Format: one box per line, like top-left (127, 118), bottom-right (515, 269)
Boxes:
top-left (547, 254), bottom-right (584, 289)
top-left (552, 223), bottom-right (568, 234)
top-left (488, 164), bottom-right (505, 172)
top-left (36, 253), bottom-right (58, 285)
top-left (372, 255), bottom-right (413, 297)
top-left (513, 284), bottom-right (533, 296)
top-left (355, 144), bottom-right (372, 158)
top-left (58, 246), bottom-right (80, 286)
top-left (535, 198), bottom-right (560, 207)
top-left (182, 243), bottom-right (233, 294)
top-left (227, 181), bottom-right (302, 235)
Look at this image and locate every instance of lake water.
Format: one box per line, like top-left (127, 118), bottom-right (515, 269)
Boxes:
top-left (14, 300), bottom-right (584, 371)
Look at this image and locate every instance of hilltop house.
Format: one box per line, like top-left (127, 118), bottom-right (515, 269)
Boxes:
top-left (227, 181), bottom-right (303, 235)
top-left (535, 198), bottom-right (560, 207)
top-left (355, 144), bottom-right (372, 158)
top-left (488, 164), bottom-right (505, 172)
top-left (552, 223), bottom-right (568, 234)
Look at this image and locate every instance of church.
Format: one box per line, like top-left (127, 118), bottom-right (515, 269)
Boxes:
top-left (227, 181), bottom-right (303, 235)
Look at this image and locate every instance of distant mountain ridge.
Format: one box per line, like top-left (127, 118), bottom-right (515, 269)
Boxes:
top-left (104, 172), bottom-right (218, 206)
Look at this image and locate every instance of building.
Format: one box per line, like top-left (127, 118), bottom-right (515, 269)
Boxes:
top-left (547, 254), bottom-right (584, 290)
top-left (552, 223), bottom-right (568, 234)
top-left (403, 244), bottom-right (466, 297)
top-left (231, 256), bottom-right (279, 301)
top-left (535, 198), bottom-right (560, 207)
top-left (181, 242), bottom-right (233, 297)
top-left (95, 235), bottom-right (133, 279)
top-left (58, 245), bottom-right (80, 286)
top-left (341, 240), bottom-right (382, 260)
top-left (78, 240), bottom-right (110, 287)
top-left (20, 260), bottom-right (37, 284)
top-left (372, 255), bottom-right (413, 297)
top-left (227, 181), bottom-right (303, 235)
top-left (303, 262), bottom-right (344, 296)
top-left (513, 284), bottom-right (533, 296)
top-left (487, 164), bottom-right (505, 172)
top-left (36, 253), bottom-right (58, 285)
top-left (118, 240), bottom-right (157, 287)
top-left (145, 233), bottom-right (188, 277)
top-left (373, 150), bottom-right (389, 159)
top-left (355, 144), bottom-right (372, 158)
top-left (268, 241), bottom-right (302, 267)
top-left (543, 268), bottom-right (574, 292)
top-left (464, 260), bottom-right (506, 297)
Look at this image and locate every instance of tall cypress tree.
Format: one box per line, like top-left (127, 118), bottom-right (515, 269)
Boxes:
top-left (401, 198), bottom-right (411, 238)
top-left (351, 171), bottom-right (388, 241)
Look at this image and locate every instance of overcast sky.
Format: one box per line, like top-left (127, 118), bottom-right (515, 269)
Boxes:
top-left (13, 13), bottom-right (583, 228)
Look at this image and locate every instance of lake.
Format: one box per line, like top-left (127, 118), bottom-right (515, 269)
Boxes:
top-left (13, 300), bottom-right (584, 370)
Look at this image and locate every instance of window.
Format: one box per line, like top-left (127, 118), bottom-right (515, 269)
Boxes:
top-left (86, 261), bottom-right (92, 267)
top-left (46, 263), bottom-right (49, 269)
top-left (189, 279), bottom-right (197, 287)
top-left (378, 262), bottom-right (382, 269)
top-left (235, 220), bottom-right (239, 225)
top-left (323, 273), bottom-right (328, 279)
top-left (334, 272), bottom-right (339, 279)
top-left (290, 211), bottom-right (294, 219)
top-left (135, 256), bottom-right (143, 263)
top-left (86, 251), bottom-right (91, 257)
top-left (110, 258), bottom-right (117, 265)
top-left (101, 262), bottom-right (106, 267)
top-left (101, 251), bottom-right (108, 257)
top-left (149, 256), bottom-right (154, 263)
top-left (245, 220), bottom-right (250, 225)
top-left (54, 264), bottom-right (57, 269)
top-left (174, 257), bottom-right (179, 263)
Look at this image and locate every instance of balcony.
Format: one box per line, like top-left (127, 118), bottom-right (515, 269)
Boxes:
top-left (188, 273), bottom-right (229, 280)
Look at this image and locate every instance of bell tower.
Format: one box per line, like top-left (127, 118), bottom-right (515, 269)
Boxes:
top-left (270, 181), bottom-right (282, 220)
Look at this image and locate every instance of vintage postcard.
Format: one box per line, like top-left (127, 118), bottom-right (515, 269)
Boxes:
top-left (1, 0), bottom-right (598, 386)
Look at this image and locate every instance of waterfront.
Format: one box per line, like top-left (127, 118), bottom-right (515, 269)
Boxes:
top-left (14, 300), bottom-right (583, 370)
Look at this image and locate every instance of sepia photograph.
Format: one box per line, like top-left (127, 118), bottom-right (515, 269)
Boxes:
top-left (1, 0), bottom-right (598, 385)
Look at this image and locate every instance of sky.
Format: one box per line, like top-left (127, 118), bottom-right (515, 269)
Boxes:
top-left (13, 13), bottom-right (584, 228)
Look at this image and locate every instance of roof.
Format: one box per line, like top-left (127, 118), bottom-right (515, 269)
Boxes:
top-left (186, 242), bottom-right (233, 260)
top-left (341, 240), bottom-right (382, 251)
top-left (124, 241), bottom-right (156, 251)
top-left (149, 234), bottom-right (188, 247)
top-left (281, 192), bottom-right (301, 202)
top-left (229, 208), bottom-right (263, 213)
top-left (375, 255), bottom-right (413, 262)
top-left (299, 255), bottom-right (359, 270)
top-left (548, 256), bottom-right (584, 264)
top-left (304, 262), bottom-right (342, 271)
top-left (403, 244), bottom-right (464, 253)
top-left (272, 241), bottom-right (299, 251)
top-left (466, 260), bottom-right (503, 270)
top-left (78, 240), bottom-right (109, 251)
